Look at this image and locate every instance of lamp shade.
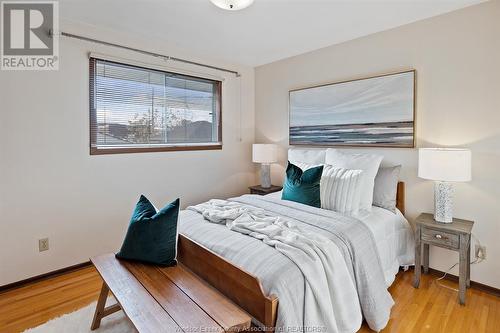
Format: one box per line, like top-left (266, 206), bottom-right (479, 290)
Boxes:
top-left (252, 144), bottom-right (278, 164)
top-left (418, 148), bottom-right (471, 182)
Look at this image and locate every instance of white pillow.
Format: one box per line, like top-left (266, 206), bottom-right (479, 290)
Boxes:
top-left (296, 162), bottom-right (364, 216)
top-left (288, 148), bottom-right (326, 165)
top-left (373, 165), bottom-right (401, 213)
top-left (325, 149), bottom-right (383, 211)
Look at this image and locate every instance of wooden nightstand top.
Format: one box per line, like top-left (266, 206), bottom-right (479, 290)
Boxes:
top-left (416, 213), bottom-right (474, 235)
top-left (248, 185), bottom-right (282, 195)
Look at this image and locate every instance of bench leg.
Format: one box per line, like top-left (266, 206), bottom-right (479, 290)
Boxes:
top-left (91, 283), bottom-right (110, 330)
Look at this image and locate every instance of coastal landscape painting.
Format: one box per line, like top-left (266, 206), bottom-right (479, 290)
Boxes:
top-left (289, 70), bottom-right (415, 147)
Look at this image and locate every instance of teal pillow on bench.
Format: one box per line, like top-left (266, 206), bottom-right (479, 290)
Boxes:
top-left (282, 162), bottom-right (323, 208)
top-left (116, 196), bottom-right (179, 267)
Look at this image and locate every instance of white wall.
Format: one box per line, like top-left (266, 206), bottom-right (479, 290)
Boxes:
top-left (255, 1), bottom-right (500, 288)
top-left (0, 20), bottom-right (255, 286)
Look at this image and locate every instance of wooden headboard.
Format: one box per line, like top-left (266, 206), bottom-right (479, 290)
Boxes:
top-left (396, 181), bottom-right (405, 215)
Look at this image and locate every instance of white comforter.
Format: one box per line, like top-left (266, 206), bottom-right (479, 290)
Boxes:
top-left (181, 195), bottom-right (411, 333)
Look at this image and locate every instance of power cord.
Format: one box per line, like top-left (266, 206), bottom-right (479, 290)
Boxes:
top-left (434, 233), bottom-right (484, 291)
top-left (435, 262), bottom-right (459, 291)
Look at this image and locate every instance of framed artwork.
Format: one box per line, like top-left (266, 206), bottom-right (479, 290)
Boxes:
top-left (289, 70), bottom-right (415, 147)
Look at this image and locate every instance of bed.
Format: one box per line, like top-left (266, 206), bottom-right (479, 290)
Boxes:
top-left (176, 149), bottom-right (414, 333)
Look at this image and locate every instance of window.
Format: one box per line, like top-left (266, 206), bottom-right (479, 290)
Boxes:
top-left (89, 57), bottom-right (222, 154)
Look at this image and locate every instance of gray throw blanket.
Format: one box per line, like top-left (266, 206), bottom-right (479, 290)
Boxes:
top-left (184, 195), bottom-right (394, 332)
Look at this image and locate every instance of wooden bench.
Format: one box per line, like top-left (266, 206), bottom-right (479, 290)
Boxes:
top-left (90, 253), bottom-right (252, 333)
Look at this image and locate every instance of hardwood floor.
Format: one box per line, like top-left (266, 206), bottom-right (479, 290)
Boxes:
top-left (359, 270), bottom-right (500, 333)
top-left (0, 267), bottom-right (102, 333)
top-left (0, 267), bottom-right (499, 333)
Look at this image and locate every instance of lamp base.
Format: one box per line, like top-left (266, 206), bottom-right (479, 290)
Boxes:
top-left (260, 164), bottom-right (271, 188)
top-left (434, 181), bottom-right (453, 223)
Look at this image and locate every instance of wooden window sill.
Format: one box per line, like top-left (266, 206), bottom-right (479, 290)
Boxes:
top-left (90, 144), bottom-right (222, 155)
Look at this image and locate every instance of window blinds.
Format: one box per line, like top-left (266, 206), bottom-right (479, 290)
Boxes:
top-left (89, 57), bottom-right (222, 154)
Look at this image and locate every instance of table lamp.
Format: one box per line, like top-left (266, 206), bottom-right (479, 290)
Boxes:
top-left (418, 148), bottom-right (471, 223)
top-left (252, 144), bottom-right (278, 188)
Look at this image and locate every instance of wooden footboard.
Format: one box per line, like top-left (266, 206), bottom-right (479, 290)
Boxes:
top-left (177, 234), bottom-right (278, 331)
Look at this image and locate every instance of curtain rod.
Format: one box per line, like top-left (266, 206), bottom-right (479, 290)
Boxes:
top-left (51, 31), bottom-right (241, 77)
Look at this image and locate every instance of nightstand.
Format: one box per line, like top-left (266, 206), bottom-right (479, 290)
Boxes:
top-left (413, 213), bottom-right (474, 305)
top-left (248, 185), bottom-right (282, 196)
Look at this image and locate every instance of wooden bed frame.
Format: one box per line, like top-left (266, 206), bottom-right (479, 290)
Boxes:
top-left (178, 181), bottom-right (405, 331)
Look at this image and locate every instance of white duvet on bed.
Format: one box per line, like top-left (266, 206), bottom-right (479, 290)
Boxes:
top-left (179, 193), bottom-right (414, 332)
top-left (358, 206), bottom-right (414, 286)
top-left (265, 191), bottom-right (414, 286)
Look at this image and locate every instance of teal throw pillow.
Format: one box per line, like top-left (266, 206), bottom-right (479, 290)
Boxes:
top-left (281, 162), bottom-right (323, 208)
top-left (116, 196), bottom-right (179, 266)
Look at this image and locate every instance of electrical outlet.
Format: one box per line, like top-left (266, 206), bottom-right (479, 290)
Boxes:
top-left (475, 245), bottom-right (486, 260)
top-left (39, 238), bottom-right (49, 252)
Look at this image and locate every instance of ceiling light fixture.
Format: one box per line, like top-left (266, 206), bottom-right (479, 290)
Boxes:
top-left (210, 0), bottom-right (254, 11)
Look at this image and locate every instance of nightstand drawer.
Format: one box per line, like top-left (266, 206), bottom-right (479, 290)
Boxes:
top-left (421, 227), bottom-right (459, 249)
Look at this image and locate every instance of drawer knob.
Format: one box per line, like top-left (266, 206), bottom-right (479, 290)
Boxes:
top-left (435, 234), bottom-right (446, 239)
